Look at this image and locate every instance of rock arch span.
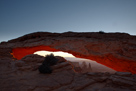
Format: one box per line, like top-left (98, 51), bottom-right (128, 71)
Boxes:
top-left (1, 32), bottom-right (136, 74)
top-left (12, 45), bottom-right (60, 60)
top-left (12, 45), bottom-right (136, 74)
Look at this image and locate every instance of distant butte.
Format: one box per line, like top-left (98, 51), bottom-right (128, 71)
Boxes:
top-left (0, 32), bottom-right (136, 90)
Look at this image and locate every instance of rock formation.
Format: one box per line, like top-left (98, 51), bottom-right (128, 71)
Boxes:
top-left (0, 32), bottom-right (136, 90)
top-left (1, 32), bottom-right (136, 73)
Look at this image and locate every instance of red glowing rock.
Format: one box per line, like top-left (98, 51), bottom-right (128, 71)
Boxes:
top-left (12, 45), bottom-right (59, 60)
top-left (0, 32), bottom-right (136, 90)
top-left (4, 32), bottom-right (135, 74)
top-left (0, 32), bottom-right (136, 73)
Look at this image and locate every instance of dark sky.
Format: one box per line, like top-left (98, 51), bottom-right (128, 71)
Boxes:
top-left (0, 0), bottom-right (136, 42)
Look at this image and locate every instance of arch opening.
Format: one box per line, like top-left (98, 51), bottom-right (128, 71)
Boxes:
top-left (11, 45), bottom-right (60, 60)
top-left (34, 51), bottom-right (75, 58)
top-left (11, 45), bottom-right (136, 74)
top-left (34, 50), bottom-right (116, 73)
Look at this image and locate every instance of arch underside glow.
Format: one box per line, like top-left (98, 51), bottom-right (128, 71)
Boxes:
top-left (34, 50), bottom-right (116, 73)
top-left (34, 51), bottom-right (75, 57)
top-left (11, 45), bottom-right (136, 74)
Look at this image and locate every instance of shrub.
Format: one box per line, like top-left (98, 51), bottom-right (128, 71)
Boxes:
top-left (99, 31), bottom-right (105, 34)
top-left (38, 53), bottom-right (58, 74)
top-left (38, 64), bottom-right (52, 74)
top-left (42, 53), bottom-right (58, 66)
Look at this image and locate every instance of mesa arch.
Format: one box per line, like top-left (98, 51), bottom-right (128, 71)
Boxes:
top-left (1, 32), bottom-right (136, 74)
top-left (12, 45), bottom-right (61, 60)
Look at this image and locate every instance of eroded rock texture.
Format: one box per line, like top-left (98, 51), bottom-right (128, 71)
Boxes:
top-left (0, 54), bottom-right (136, 91)
top-left (1, 32), bottom-right (136, 73)
top-left (0, 32), bottom-right (136, 91)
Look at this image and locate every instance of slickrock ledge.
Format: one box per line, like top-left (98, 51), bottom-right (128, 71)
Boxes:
top-left (0, 54), bottom-right (136, 91)
top-left (0, 32), bottom-right (136, 90)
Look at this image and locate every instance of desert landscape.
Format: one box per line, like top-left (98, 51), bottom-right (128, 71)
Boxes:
top-left (0, 32), bottom-right (136, 91)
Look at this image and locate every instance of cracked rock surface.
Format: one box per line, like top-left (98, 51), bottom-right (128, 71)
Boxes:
top-left (0, 54), bottom-right (136, 91)
top-left (0, 32), bottom-right (136, 91)
top-left (1, 32), bottom-right (135, 73)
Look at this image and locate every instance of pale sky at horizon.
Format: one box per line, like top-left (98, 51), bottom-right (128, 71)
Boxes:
top-left (34, 51), bottom-right (75, 57)
top-left (0, 0), bottom-right (136, 42)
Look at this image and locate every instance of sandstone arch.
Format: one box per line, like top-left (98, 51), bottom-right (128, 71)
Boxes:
top-left (12, 45), bottom-right (60, 60)
top-left (1, 32), bottom-right (136, 73)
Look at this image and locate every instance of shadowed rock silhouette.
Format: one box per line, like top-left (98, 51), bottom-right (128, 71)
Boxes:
top-left (38, 53), bottom-right (58, 74)
top-left (38, 64), bottom-right (52, 74)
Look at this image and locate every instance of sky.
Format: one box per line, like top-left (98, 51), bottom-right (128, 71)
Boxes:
top-left (0, 0), bottom-right (136, 42)
top-left (34, 51), bottom-right (75, 57)
top-left (34, 50), bottom-right (116, 73)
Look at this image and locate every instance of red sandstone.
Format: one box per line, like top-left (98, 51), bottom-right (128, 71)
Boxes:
top-left (0, 32), bottom-right (136, 90)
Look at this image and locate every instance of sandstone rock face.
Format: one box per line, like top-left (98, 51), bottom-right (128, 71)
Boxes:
top-left (0, 54), bottom-right (136, 91)
top-left (0, 32), bottom-right (136, 90)
top-left (1, 32), bottom-right (135, 73)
